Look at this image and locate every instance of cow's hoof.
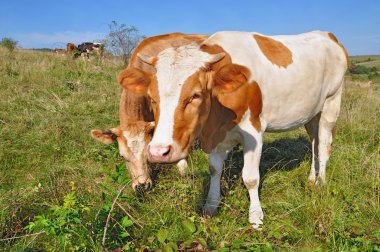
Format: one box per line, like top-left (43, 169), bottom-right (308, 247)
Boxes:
top-left (307, 178), bottom-right (316, 187)
top-left (202, 204), bottom-right (218, 216)
top-left (249, 209), bottom-right (263, 230)
top-left (308, 173), bottom-right (316, 186)
top-left (176, 159), bottom-right (188, 177)
top-left (315, 176), bottom-right (326, 186)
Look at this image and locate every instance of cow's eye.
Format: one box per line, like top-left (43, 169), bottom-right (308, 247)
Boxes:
top-left (189, 92), bottom-right (202, 103)
top-left (119, 153), bottom-right (130, 162)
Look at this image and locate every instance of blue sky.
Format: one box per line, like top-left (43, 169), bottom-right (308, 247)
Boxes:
top-left (1, 0), bottom-right (379, 55)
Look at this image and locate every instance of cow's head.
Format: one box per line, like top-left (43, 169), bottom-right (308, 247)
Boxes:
top-left (118, 43), bottom-right (255, 163)
top-left (90, 121), bottom-right (155, 192)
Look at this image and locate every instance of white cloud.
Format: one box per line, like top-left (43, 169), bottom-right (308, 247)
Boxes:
top-left (13, 31), bottom-right (106, 49)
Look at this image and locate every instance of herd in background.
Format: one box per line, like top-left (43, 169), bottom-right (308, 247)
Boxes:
top-left (54, 42), bottom-right (105, 59)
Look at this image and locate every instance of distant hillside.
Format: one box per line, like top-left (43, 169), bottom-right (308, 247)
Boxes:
top-left (30, 48), bottom-right (54, 52)
top-left (349, 55), bottom-right (380, 84)
top-left (350, 55), bottom-right (380, 69)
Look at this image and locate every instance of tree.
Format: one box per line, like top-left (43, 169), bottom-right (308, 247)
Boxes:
top-left (1, 37), bottom-right (18, 52)
top-left (105, 21), bottom-right (144, 66)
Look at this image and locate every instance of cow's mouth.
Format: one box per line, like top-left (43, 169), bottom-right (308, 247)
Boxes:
top-left (148, 145), bottom-right (188, 164)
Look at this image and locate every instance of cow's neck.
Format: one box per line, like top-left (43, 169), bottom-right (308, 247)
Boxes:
top-left (200, 95), bottom-right (237, 153)
top-left (119, 89), bottom-right (153, 127)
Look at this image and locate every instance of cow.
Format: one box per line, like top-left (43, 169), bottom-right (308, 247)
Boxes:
top-left (78, 42), bottom-right (104, 59)
top-left (90, 33), bottom-right (208, 192)
top-left (120, 31), bottom-right (348, 228)
top-left (66, 43), bottom-right (77, 55)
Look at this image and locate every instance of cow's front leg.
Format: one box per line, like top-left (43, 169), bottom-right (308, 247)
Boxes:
top-left (241, 126), bottom-right (264, 229)
top-left (203, 150), bottom-right (225, 215)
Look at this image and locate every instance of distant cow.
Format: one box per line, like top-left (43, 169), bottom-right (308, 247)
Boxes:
top-left (66, 43), bottom-right (77, 55)
top-left (54, 48), bottom-right (66, 56)
top-left (123, 30), bottom-right (348, 228)
top-left (77, 42), bottom-right (104, 59)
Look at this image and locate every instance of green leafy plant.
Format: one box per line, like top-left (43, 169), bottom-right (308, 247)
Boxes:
top-left (25, 191), bottom-right (95, 250)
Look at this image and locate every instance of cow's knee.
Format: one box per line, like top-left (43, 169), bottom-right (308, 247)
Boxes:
top-left (243, 178), bottom-right (258, 189)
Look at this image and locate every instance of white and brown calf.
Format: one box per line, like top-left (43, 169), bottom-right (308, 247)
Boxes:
top-left (120, 30), bottom-right (348, 228)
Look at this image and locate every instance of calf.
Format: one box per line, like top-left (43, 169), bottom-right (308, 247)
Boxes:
top-left (91, 89), bottom-right (155, 191)
top-left (122, 31), bottom-right (348, 228)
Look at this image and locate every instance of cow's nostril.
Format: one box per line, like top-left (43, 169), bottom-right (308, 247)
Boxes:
top-left (149, 144), bottom-right (172, 158)
top-left (135, 183), bottom-right (145, 193)
top-left (162, 146), bottom-right (171, 156)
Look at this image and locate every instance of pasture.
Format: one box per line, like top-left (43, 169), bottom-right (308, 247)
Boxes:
top-left (0, 48), bottom-right (379, 251)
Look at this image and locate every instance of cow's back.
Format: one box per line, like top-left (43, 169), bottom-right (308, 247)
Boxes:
top-left (203, 31), bottom-right (348, 131)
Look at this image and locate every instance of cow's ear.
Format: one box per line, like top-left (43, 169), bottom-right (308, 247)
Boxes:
top-left (212, 64), bottom-right (250, 94)
top-left (137, 53), bottom-right (157, 65)
top-left (117, 68), bottom-right (151, 94)
top-left (90, 128), bottom-right (120, 144)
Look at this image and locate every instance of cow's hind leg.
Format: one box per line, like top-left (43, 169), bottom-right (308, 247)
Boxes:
top-left (317, 87), bottom-right (342, 185)
top-left (305, 113), bottom-right (320, 185)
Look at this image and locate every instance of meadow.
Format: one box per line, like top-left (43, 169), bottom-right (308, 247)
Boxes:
top-left (0, 48), bottom-right (379, 251)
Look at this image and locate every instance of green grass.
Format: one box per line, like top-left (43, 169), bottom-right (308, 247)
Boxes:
top-left (1, 48), bottom-right (379, 251)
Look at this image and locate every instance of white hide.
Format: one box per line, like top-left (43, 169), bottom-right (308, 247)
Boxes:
top-left (203, 31), bottom-right (347, 131)
top-left (149, 44), bottom-right (210, 148)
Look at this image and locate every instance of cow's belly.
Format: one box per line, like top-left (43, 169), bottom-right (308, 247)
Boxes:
top-left (260, 81), bottom-right (326, 132)
top-left (264, 111), bottom-right (319, 132)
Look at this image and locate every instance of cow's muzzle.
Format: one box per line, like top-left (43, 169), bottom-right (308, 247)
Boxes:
top-left (148, 144), bottom-right (173, 163)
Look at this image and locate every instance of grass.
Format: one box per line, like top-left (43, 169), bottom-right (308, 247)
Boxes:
top-left (0, 48), bottom-right (379, 251)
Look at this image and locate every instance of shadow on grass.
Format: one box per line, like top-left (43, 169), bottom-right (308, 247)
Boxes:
top-left (224, 135), bottom-right (310, 189)
top-left (198, 136), bottom-right (311, 210)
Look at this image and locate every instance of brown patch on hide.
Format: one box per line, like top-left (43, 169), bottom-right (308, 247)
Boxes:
top-left (253, 34), bottom-right (293, 68)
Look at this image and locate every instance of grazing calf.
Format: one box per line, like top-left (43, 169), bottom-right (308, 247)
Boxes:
top-left (91, 33), bottom-right (208, 191)
top-left (91, 89), bottom-right (155, 191)
top-left (122, 31), bottom-right (348, 228)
